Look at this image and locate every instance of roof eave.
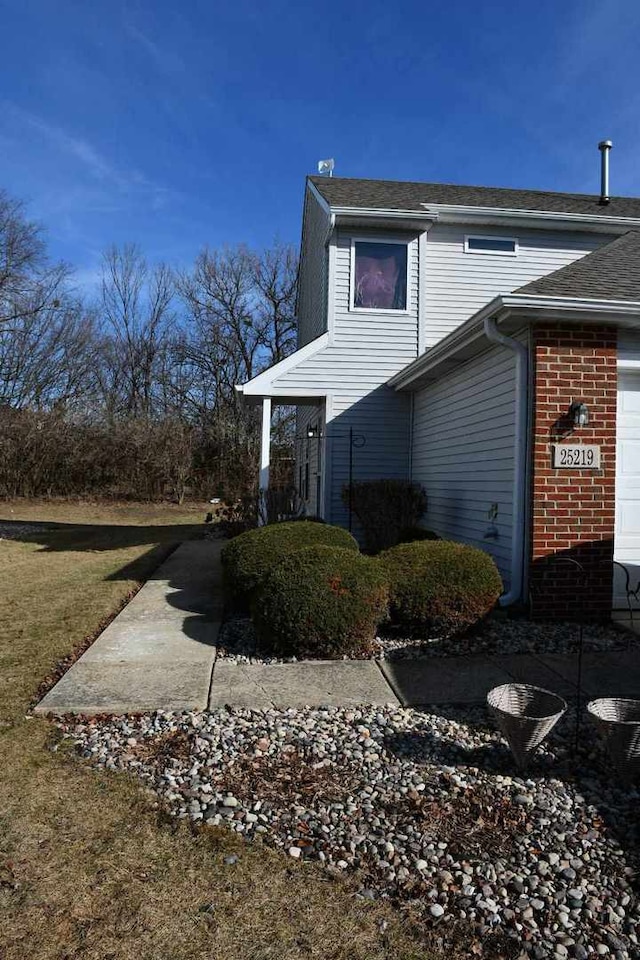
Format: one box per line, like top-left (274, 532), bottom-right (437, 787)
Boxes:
top-left (236, 332), bottom-right (330, 400)
top-left (418, 203), bottom-right (640, 233)
top-left (389, 294), bottom-right (640, 391)
top-left (314, 198), bottom-right (640, 234)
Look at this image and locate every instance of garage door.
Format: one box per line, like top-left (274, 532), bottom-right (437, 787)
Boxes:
top-left (614, 371), bottom-right (640, 608)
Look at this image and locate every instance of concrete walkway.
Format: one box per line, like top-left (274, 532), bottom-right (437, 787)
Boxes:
top-left (35, 538), bottom-right (640, 715)
top-left (35, 540), bottom-right (224, 715)
top-left (380, 648), bottom-right (640, 707)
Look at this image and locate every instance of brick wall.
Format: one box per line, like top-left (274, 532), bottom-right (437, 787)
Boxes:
top-left (529, 323), bottom-right (617, 619)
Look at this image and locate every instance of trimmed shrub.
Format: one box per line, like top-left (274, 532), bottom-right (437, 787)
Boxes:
top-left (221, 520), bottom-right (359, 611)
top-left (380, 540), bottom-right (503, 637)
top-left (342, 479), bottom-right (427, 553)
top-left (252, 545), bottom-right (389, 658)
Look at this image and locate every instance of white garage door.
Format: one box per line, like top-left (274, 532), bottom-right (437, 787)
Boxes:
top-left (614, 371), bottom-right (640, 608)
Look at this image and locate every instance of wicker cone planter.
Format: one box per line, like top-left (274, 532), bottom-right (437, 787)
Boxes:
top-left (586, 698), bottom-right (640, 782)
top-left (487, 683), bottom-right (568, 769)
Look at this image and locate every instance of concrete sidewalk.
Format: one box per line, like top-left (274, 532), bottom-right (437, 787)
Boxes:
top-left (35, 535), bottom-right (640, 715)
top-left (35, 540), bottom-right (223, 715)
top-left (209, 661), bottom-right (399, 709)
top-left (380, 648), bottom-right (640, 707)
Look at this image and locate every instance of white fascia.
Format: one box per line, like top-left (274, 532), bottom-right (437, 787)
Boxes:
top-left (307, 180), bottom-right (332, 215)
top-left (498, 293), bottom-right (640, 315)
top-left (313, 198), bottom-right (640, 233)
top-left (419, 203), bottom-right (640, 233)
top-left (330, 205), bottom-right (436, 224)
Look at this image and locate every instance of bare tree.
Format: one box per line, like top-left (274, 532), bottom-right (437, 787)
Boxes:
top-left (172, 242), bottom-right (298, 495)
top-left (251, 241), bottom-right (298, 364)
top-left (0, 189), bottom-right (70, 329)
top-left (98, 244), bottom-right (175, 420)
top-left (177, 242), bottom-right (298, 415)
top-left (0, 300), bottom-right (96, 409)
top-left (0, 193), bottom-right (300, 502)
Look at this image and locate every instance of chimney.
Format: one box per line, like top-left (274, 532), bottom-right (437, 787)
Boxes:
top-left (598, 140), bottom-right (612, 204)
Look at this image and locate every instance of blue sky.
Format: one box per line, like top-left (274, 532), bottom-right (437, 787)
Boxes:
top-left (1, 0), bottom-right (640, 291)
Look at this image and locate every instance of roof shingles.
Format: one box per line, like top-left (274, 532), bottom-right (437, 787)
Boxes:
top-left (309, 175), bottom-right (640, 219)
top-left (515, 231), bottom-right (640, 302)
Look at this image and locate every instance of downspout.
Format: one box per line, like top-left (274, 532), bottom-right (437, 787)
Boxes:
top-left (483, 317), bottom-right (529, 606)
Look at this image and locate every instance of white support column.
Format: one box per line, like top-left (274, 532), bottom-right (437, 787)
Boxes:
top-left (258, 397), bottom-right (271, 525)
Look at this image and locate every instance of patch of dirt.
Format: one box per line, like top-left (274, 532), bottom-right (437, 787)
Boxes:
top-left (133, 729), bottom-right (195, 766)
top-left (383, 778), bottom-right (528, 859)
top-left (210, 748), bottom-right (358, 807)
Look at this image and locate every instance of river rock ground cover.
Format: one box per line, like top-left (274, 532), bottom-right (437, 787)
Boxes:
top-left (60, 704), bottom-right (640, 960)
top-left (216, 615), bottom-right (630, 664)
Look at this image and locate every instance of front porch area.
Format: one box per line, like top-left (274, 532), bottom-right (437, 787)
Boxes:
top-left (252, 395), bottom-right (327, 524)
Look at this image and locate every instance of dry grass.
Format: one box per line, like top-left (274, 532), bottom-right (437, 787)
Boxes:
top-left (0, 499), bottom-right (438, 960)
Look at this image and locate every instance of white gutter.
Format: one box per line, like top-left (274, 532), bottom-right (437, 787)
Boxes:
top-left (483, 317), bottom-right (529, 607)
top-left (498, 293), bottom-right (640, 314)
top-left (387, 298), bottom-right (500, 389)
top-left (419, 203), bottom-right (640, 232)
top-left (389, 294), bottom-right (640, 391)
top-left (331, 205), bottom-right (437, 223)
top-left (314, 199), bottom-right (640, 233)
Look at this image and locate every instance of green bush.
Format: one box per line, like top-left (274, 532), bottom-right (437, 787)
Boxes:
top-left (342, 479), bottom-right (427, 553)
top-left (252, 545), bottom-right (389, 658)
top-left (221, 520), bottom-right (359, 611)
top-left (380, 540), bottom-right (503, 637)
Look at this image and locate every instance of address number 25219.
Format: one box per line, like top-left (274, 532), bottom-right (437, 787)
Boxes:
top-left (552, 444), bottom-right (601, 469)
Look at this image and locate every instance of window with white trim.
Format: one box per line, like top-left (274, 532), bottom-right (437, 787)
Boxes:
top-left (465, 235), bottom-right (518, 255)
top-left (351, 239), bottom-right (408, 310)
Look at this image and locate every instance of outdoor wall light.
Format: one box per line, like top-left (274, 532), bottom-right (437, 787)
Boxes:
top-left (307, 425), bottom-right (321, 439)
top-left (570, 401), bottom-right (590, 427)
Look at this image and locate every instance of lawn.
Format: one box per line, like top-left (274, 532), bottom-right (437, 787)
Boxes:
top-left (0, 499), bottom-right (433, 960)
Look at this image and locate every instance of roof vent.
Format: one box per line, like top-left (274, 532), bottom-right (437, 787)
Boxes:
top-left (598, 140), bottom-right (612, 205)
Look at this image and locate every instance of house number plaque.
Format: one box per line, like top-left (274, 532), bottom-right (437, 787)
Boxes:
top-left (552, 444), bottom-right (601, 468)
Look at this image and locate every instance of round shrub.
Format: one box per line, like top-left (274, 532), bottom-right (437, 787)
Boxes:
top-left (380, 540), bottom-right (503, 637)
top-left (221, 520), bottom-right (359, 611)
top-left (252, 545), bottom-right (389, 658)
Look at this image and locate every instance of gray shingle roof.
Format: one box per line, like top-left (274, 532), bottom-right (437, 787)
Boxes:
top-left (515, 231), bottom-right (640, 301)
top-left (309, 175), bottom-right (640, 219)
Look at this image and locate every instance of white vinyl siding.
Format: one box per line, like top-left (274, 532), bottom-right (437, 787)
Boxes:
top-left (327, 391), bottom-right (411, 529)
top-left (277, 228), bottom-right (420, 528)
top-left (297, 191), bottom-right (330, 348)
top-left (326, 229), bottom-right (418, 525)
top-left (423, 225), bottom-right (612, 348)
top-left (411, 338), bottom-right (524, 587)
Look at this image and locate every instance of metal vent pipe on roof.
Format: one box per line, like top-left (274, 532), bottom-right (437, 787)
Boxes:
top-left (598, 140), bottom-right (612, 204)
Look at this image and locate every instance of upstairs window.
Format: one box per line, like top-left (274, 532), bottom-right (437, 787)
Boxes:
top-left (465, 235), bottom-right (518, 255)
top-left (352, 240), bottom-right (408, 311)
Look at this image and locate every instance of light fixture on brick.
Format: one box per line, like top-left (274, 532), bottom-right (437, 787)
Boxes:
top-left (570, 400), bottom-right (590, 427)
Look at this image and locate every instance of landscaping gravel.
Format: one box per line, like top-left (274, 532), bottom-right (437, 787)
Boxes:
top-left (216, 614), bottom-right (633, 664)
top-left (60, 704), bottom-right (640, 958)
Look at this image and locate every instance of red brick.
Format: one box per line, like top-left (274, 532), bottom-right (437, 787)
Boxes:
top-left (530, 323), bottom-right (616, 620)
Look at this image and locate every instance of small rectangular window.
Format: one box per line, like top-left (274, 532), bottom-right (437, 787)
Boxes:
top-left (465, 235), bottom-right (518, 255)
top-left (352, 240), bottom-right (408, 310)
